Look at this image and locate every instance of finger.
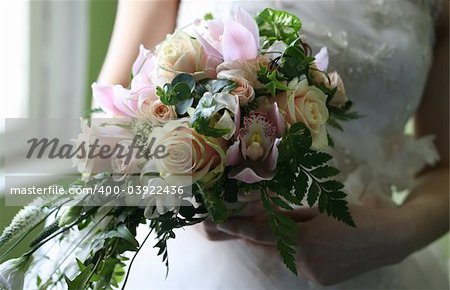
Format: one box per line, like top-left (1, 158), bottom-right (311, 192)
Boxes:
top-left (217, 220), bottom-right (277, 245)
top-left (282, 207), bottom-right (320, 222)
top-left (360, 194), bottom-right (383, 208)
top-left (237, 192), bottom-right (260, 202)
top-left (195, 222), bottom-right (238, 241)
top-left (235, 200), bottom-right (265, 217)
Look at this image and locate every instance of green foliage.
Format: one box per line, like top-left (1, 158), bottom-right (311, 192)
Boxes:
top-left (257, 43), bottom-right (314, 96)
top-left (257, 65), bottom-right (289, 96)
top-left (327, 101), bottom-right (362, 131)
top-left (261, 189), bottom-right (298, 275)
top-left (195, 78), bottom-right (236, 97)
top-left (156, 73), bottom-right (196, 114)
top-left (64, 264), bottom-right (94, 290)
top-left (195, 183), bottom-right (235, 224)
top-left (105, 225), bottom-right (139, 249)
top-left (279, 46), bottom-right (315, 80)
top-left (149, 205), bottom-right (205, 277)
top-left (29, 218), bottom-right (60, 248)
top-left (262, 122), bottom-right (356, 274)
top-left (203, 12), bottom-right (214, 20)
top-left (271, 123), bottom-right (354, 226)
top-left (255, 8), bottom-right (302, 45)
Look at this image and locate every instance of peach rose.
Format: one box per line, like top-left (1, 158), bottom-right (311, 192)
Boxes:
top-left (228, 76), bottom-right (255, 105)
top-left (138, 96), bottom-right (176, 126)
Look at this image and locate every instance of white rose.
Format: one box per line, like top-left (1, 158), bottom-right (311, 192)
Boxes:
top-left (155, 31), bottom-right (212, 84)
top-left (277, 78), bottom-right (329, 149)
top-left (111, 139), bottom-right (142, 182)
top-left (72, 119), bottom-right (133, 178)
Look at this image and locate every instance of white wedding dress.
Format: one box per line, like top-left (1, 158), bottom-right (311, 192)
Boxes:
top-left (125, 1), bottom-right (449, 289)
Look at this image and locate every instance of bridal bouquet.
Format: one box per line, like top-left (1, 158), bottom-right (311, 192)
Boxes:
top-left (0, 8), bottom-right (359, 289)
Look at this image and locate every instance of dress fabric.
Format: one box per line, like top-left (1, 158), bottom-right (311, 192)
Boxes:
top-left (124, 1), bottom-right (449, 289)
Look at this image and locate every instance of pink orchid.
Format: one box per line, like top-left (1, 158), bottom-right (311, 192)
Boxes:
top-left (226, 101), bottom-right (285, 183)
top-left (195, 7), bottom-right (259, 62)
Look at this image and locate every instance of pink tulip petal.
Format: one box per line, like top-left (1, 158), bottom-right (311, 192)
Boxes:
top-left (130, 74), bottom-right (152, 93)
top-left (222, 20), bottom-right (258, 61)
top-left (112, 85), bottom-right (137, 117)
top-left (194, 31), bottom-right (223, 60)
top-left (314, 47), bottom-right (329, 71)
top-left (235, 7), bottom-right (259, 50)
top-left (92, 83), bottom-right (122, 115)
top-left (205, 56), bottom-right (221, 78)
top-left (132, 45), bottom-right (155, 76)
top-left (206, 19), bottom-right (224, 41)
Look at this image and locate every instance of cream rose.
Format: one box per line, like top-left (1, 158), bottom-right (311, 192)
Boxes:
top-left (149, 120), bottom-right (226, 186)
top-left (277, 78), bottom-right (329, 149)
top-left (155, 31), bottom-right (212, 84)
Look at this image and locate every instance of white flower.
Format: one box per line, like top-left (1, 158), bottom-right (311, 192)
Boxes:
top-left (0, 257), bottom-right (29, 290)
top-left (72, 118), bottom-right (133, 178)
top-left (58, 206), bottom-right (82, 227)
top-left (0, 201), bottom-right (50, 248)
top-left (142, 177), bottom-right (186, 219)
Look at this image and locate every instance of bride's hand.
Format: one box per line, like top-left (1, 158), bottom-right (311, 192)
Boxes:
top-left (195, 195), bottom-right (266, 241)
top-left (214, 196), bottom-right (415, 286)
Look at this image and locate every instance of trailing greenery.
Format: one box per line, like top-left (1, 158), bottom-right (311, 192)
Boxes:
top-left (261, 123), bottom-right (355, 273)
